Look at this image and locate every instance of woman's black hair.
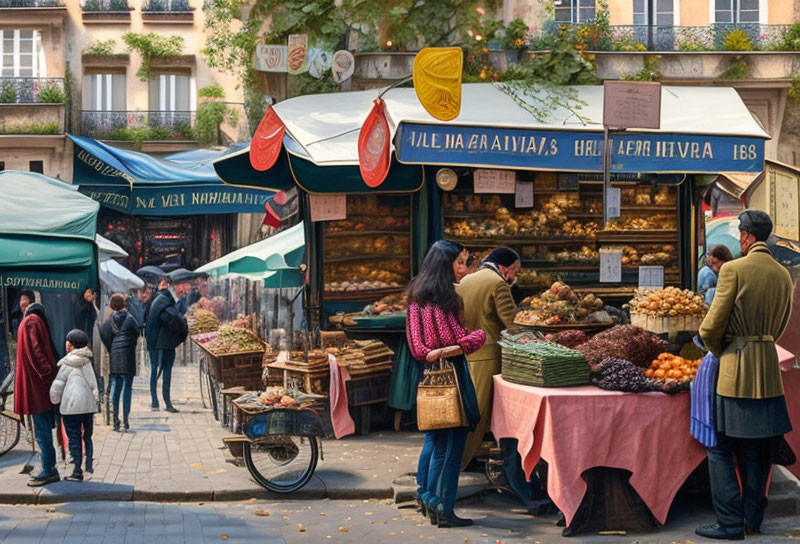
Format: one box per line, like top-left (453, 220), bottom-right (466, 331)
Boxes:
top-left (405, 240), bottom-right (465, 314)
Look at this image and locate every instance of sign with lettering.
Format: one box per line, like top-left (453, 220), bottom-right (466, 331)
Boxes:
top-left (78, 186), bottom-right (273, 216)
top-left (600, 248), bottom-right (622, 283)
top-left (254, 45), bottom-right (288, 72)
top-left (515, 181), bottom-right (534, 208)
top-left (603, 80), bottom-right (661, 129)
top-left (638, 266), bottom-right (664, 289)
top-left (770, 165), bottom-right (800, 241)
top-left (309, 194), bottom-right (346, 222)
top-left (0, 270), bottom-right (91, 293)
top-left (395, 123), bottom-right (765, 174)
top-left (474, 169), bottom-right (516, 193)
top-left (606, 187), bottom-right (621, 219)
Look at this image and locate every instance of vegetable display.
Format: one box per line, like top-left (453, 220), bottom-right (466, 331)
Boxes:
top-left (499, 330), bottom-right (591, 387)
top-left (203, 326), bottom-right (266, 355)
top-left (574, 325), bottom-right (669, 370)
top-left (644, 353), bottom-right (701, 383)
top-left (515, 281), bottom-right (608, 326)
top-left (188, 309), bottom-right (220, 335)
top-left (544, 329), bottom-right (590, 349)
top-left (591, 356), bottom-right (688, 394)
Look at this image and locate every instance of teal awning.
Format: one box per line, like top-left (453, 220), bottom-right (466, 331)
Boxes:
top-left (0, 171), bottom-right (99, 292)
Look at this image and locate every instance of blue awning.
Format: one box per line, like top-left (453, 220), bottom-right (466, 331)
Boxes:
top-left (69, 135), bottom-right (279, 216)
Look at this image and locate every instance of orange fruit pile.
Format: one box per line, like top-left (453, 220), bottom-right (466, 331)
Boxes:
top-left (644, 352), bottom-right (701, 383)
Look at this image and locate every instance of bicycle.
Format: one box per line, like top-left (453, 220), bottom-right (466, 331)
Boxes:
top-left (0, 370), bottom-right (21, 456)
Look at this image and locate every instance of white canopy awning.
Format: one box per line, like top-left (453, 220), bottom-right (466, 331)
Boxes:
top-left (100, 259), bottom-right (144, 293)
top-left (96, 234), bottom-right (128, 261)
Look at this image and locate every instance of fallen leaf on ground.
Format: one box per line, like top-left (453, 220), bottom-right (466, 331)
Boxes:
top-left (365, 512), bottom-right (373, 516)
top-left (319, 513), bottom-right (326, 517)
top-left (220, 535), bottom-right (228, 540)
top-left (338, 526), bottom-right (349, 532)
top-left (254, 510), bottom-right (270, 517)
top-left (282, 516), bottom-right (289, 520)
top-left (298, 524), bottom-right (306, 532)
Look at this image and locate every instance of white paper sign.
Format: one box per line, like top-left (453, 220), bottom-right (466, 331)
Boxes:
top-left (254, 45), bottom-right (287, 72)
top-left (515, 181), bottom-right (534, 208)
top-left (603, 80), bottom-right (661, 129)
top-left (606, 187), bottom-right (621, 219)
top-left (638, 266), bottom-right (664, 288)
top-left (474, 169), bottom-right (516, 194)
top-left (310, 194), bottom-right (346, 222)
top-left (600, 248), bottom-right (622, 283)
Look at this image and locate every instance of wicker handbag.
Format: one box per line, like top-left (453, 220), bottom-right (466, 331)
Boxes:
top-left (416, 358), bottom-right (467, 431)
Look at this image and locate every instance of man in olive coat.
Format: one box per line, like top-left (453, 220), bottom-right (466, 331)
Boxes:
top-left (697, 210), bottom-right (794, 541)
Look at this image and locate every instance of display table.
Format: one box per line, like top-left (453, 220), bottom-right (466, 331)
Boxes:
top-left (491, 355), bottom-right (800, 527)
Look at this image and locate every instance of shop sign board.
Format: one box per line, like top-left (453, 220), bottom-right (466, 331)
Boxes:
top-left (515, 181), bottom-right (534, 208)
top-left (603, 80), bottom-right (661, 130)
top-left (254, 45), bottom-right (288, 72)
top-left (474, 169), bottom-right (516, 193)
top-left (395, 123), bottom-right (765, 174)
top-left (309, 194), bottom-right (346, 222)
top-left (769, 163), bottom-right (800, 241)
top-left (638, 266), bottom-right (664, 289)
top-left (599, 248), bottom-right (622, 283)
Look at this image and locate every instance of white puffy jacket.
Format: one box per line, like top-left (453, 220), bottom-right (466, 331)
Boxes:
top-left (50, 346), bottom-right (99, 415)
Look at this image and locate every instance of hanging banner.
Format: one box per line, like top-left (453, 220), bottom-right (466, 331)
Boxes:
top-left (250, 107), bottom-right (285, 172)
top-left (308, 49), bottom-right (333, 79)
top-left (332, 50), bottom-right (355, 83)
top-left (412, 47), bottom-right (462, 122)
top-left (254, 45), bottom-right (288, 72)
top-left (358, 98), bottom-right (391, 188)
top-left (287, 34), bottom-right (308, 75)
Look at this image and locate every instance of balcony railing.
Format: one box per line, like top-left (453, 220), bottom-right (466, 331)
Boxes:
top-left (538, 22), bottom-right (794, 51)
top-left (0, 0), bottom-right (64, 7)
top-left (142, 0), bottom-right (191, 11)
top-left (0, 77), bottom-right (65, 104)
top-left (81, 0), bottom-right (131, 11)
top-left (80, 110), bottom-right (195, 141)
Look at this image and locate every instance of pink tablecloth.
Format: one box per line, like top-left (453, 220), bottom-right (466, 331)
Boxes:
top-left (491, 351), bottom-right (800, 526)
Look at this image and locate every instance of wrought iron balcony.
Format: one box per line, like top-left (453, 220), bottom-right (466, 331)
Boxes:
top-left (142, 0), bottom-right (192, 11)
top-left (80, 110), bottom-right (196, 141)
top-left (0, 0), bottom-right (64, 7)
top-left (539, 22), bottom-right (793, 51)
top-left (0, 77), bottom-right (65, 104)
top-left (81, 0), bottom-right (131, 11)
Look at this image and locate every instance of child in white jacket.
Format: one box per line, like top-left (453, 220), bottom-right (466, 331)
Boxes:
top-left (50, 329), bottom-right (98, 481)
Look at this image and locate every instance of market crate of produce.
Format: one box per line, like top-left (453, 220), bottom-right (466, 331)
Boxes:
top-left (346, 372), bottom-right (391, 406)
top-left (499, 329), bottom-right (591, 387)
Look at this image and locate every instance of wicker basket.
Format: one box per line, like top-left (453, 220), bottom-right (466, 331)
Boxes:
top-left (416, 367), bottom-right (467, 431)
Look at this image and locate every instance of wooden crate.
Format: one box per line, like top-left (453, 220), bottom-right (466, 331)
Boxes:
top-left (199, 345), bottom-right (265, 389)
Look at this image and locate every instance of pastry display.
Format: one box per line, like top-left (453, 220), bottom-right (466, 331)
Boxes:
top-left (517, 269), bottom-right (557, 287)
top-left (325, 235), bottom-right (409, 258)
top-left (515, 281), bottom-right (608, 326)
top-left (621, 244), bottom-right (677, 267)
top-left (604, 214), bottom-right (676, 231)
top-left (363, 293), bottom-right (408, 315)
top-left (324, 261), bottom-right (409, 293)
top-left (621, 186), bottom-right (677, 206)
top-left (626, 286), bottom-right (706, 318)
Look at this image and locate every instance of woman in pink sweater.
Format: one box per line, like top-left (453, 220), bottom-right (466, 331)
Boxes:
top-left (406, 240), bottom-right (486, 528)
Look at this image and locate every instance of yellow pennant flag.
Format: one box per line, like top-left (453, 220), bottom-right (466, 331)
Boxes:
top-left (413, 47), bottom-right (463, 121)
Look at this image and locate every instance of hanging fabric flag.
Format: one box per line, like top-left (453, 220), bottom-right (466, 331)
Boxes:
top-left (358, 98), bottom-right (391, 188)
top-left (413, 47), bottom-right (463, 121)
top-left (250, 107), bottom-right (285, 171)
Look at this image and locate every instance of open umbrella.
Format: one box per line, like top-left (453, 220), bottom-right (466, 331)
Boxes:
top-left (136, 265), bottom-right (166, 286)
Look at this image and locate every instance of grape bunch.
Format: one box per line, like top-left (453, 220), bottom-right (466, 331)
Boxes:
top-left (591, 357), bottom-right (665, 393)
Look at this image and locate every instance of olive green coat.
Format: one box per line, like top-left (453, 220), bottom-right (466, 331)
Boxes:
top-left (699, 242), bottom-right (793, 399)
top-left (456, 267), bottom-right (517, 362)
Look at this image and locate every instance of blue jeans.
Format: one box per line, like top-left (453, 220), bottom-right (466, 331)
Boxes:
top-left (110, 374), bottom-right (133, 421)
top-left (62, 413), bottom-right (93, 476)
top-left (32, 411), bottom-right (57, 477)
top-left (417, 432), bottom-right (435, 499)
top-left (707, 432), bottom-right (770, 530)
top-left (418, 427), bottom-right (468, 514)
top-left (157, 349), bottom-right (176, 408)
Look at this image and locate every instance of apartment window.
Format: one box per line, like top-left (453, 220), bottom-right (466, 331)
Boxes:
top-left (554, 0), bottom-right (596, 23)
top-left (149, 74), bottom-right (190, 111)
top-left (82, 73), bottom-right (126, 111)
top-left (29, 160), bottom-right (43, 174)
top-left (715, 0), bottom-right (759, 23)
top-left (0, 162), bottom-right (5, 171)
top-left (0, 30), bottom-right (46, 78)
top-left (634, 0), bottom-right (675, 26)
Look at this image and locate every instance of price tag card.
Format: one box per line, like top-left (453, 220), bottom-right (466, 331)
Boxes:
top-left (599, 247), bottom-right (622, 283)
top-left (515, 181), bottom-right (534, 208)
top-left (309, 194), bottom-right (346, 222)
top-left (638, 265), bottom-right (664, 289)
top-left (606, 187), bottom-right (621, 219)
top-left (474, 169), bottom-right (516, 194)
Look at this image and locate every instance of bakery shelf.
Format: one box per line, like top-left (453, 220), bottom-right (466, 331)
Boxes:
top-left (446, 236), bottom-right (594, 247)
top-left (324, 287), bottom-right (405, 301)
top-left (620, 205), bottom-right (676, 212)
top-left (444, 212), bottom-right (495, 218)
top-left (594, 230), bottom-right (678, 243)
top-left (324, 254), bottom-right (408, 264)
top-left (522, 262), bottom-right (599, 271)
top-left (326, 229), bottom-right (410, 238)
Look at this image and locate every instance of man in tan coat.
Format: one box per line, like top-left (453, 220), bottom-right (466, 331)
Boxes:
top-left (697, 210), bottom-right (793, 541)
top-left (456, 247), bottom-right (519, 470)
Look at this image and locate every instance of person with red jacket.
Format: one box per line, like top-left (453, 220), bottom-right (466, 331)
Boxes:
top-left (14, 303), bottom-right (60, 486)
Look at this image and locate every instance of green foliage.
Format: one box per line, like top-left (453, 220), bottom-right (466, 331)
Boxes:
top-left (289, 71), bottom-right (339, 98)
top-left (82, 39), bottom-right (117, 56)
top-left (82, 0), bottom-right (100, 10)
top-left (244, 86), bottom-right (270, 137)
top-left (109, 0), bottom-right (130, 10)
top-left (122, 32), bottom-right (184, 81)
top-left (0, 85), bottom-right (17, 103)
top-left (195, 102), bottom-right (228, 145)
top-left (37, 84), bottom-right (66, 104)
top-left (723, 29), bottom-right (754, 51)
top-left (574, 0), bottom-right (612, 51)
top-left (790, 73), bottom-right (800, 102)
top-left (773, 22), bottom-right (800, 51)
top-left (721, 57), bottom-right (751, 79)
top-left (198, 84), bottom-right (226, 99)
top-left (108, 126), bottom-right (171, 143)
top-left (621, 54), bottom-right (660, 82)
top-left (677, 36), bottom-right (713, 51)
top-left (0, 122), bottom-right (60, 134)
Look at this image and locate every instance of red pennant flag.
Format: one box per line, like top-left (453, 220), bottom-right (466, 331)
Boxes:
top-left (250, 107), bottom-right (285, 171)
top-left (358, 98), bottom-right (391, 188)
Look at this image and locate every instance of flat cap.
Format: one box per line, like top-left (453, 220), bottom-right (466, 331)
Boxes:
top-left (738, 209), bottom-right (773, 241)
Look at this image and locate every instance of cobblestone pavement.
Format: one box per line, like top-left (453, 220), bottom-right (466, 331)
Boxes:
top-left (0, 494), bottom-right (797, 544)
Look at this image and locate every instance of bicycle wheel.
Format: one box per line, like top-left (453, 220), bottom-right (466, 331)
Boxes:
top-left (209, 375), bottom-right (221, 421)
top-left (199, 358), bottom-right (211, 409)
top-left (243, 435), bottom-right (319, 494)
top-left (0, 414), bottom-right (20, 456)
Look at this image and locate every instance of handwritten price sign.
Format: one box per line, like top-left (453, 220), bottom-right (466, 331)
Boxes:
top-left (474, 169), bottom-right (516, 194)
top-left (599, 247), bottom-right (622, 283)
top-left (309, 194), bottom-right (346, 222)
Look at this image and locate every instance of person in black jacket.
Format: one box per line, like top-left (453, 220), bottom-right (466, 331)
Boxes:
top-left (145, 276), bottom-right (189, 413)
top-left (74, 288), bottom-right (98, 346)
top-left (99, 293), bottom-right (139, 431)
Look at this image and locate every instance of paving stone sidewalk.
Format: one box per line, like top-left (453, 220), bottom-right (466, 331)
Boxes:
top-left (0, 361), bottom-right (421, 504)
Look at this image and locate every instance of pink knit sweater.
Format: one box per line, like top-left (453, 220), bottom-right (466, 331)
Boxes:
top-left (406, 302), bottom-right (486, 361)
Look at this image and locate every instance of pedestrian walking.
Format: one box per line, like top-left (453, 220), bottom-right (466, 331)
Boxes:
top-left (74, 288), bottom-right (98, 345)
top-left (456, 247), bottom-right (519, 470)
top-left (698, 244), bottom-right (734, 305)
top-left (14, 303), bottom-right (59, 486)
top-left (99, 293), bottom-right (139, 431)
top-left (50, 330), bottom-right (98, 482)
top-left (9, 289), bottom-right (35, 340)
top-left (405, 240), bottom-right (486, 528)
top-left (145, 276), bottom-right (188, 413)
top-left (696, 210), bottom-right (794, 541)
